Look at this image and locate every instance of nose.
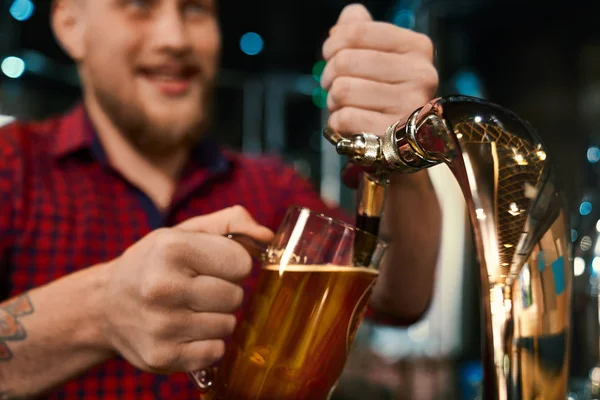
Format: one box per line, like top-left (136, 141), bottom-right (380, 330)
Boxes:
top-left (149, 5), bottom-right (191, 56)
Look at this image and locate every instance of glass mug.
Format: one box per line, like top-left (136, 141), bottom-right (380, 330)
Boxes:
top-left (189, 206), bottom-right (387, 400)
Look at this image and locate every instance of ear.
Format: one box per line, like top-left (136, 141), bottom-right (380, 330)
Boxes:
top-left (51, 0), bottom-right (85, 62)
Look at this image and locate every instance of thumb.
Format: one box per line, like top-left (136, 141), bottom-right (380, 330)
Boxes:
top-left (175, 205), bottom-right (274, 243)
top-left (336, 3), bottom-right (372, 24)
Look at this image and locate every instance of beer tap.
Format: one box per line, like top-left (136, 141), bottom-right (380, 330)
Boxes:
top-left (323, 95), bottom-right (573, 400)
top-left (322, 127), bottom-right (387, 237)
top-left (323, 102), bottom-right (449, 238)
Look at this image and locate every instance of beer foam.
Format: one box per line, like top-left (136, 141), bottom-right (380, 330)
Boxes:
top-left (264, 264), bottom-right (379, 275)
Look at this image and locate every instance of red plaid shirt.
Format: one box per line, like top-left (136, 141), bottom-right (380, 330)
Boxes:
top-left (0, 104), bottom-right (349, 399)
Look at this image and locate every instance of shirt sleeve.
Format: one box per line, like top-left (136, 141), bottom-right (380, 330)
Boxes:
top-left (0, 125), bottom-right (19, 300)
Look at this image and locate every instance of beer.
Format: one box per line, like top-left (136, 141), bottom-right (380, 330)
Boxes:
top-left (205, 264), bottom-right (378, 400)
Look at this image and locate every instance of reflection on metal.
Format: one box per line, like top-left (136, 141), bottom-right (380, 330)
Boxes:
top-left (324, 95), bottom-right (573, 399)
top-left (320, 107), bottom-right (342, 205)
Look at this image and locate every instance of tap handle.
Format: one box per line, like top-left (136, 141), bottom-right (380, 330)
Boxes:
top-left (323, 127), bottom-right (382, 166)
top-left (323, 127), bottom-right (345, 146)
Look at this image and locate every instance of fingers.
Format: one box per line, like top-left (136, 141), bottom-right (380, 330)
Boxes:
top-left (177, 232), bottom-right (254, 282)
top-left (133, 309), bottom-right (231, 372)
top-left (180, 312), bottom-right (237, 343)
top-left (335, 3), bottom-right (372, 24)
top-left (177, 339), bottom-right (226, 372)
top-left (326, 76), bottom-right (404, 113)
top-left (322, 3), bottom-right (438, 138)
top-left (143, 339), bottom-right (226, 374)
top-left (321, 49), bottom-right (434, 90)
top-left (328, 107), bottom-right (389, 136)
top-left (323, 22), bottom-right (434, 61)
top-left (187, 275), bottom-right (245, 313)
top-left (325, 78), bottom-right (434, 135)
top-left (148, 227), bottom-right (253, 281)
top-left (175, 205), bottom-right (274, 244)
top-left (173, 206), bottom-right (273, 281)
top-left (145, 308), bottom-right (236, 341)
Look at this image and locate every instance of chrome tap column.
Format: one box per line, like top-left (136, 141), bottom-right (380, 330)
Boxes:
top-left (324, 95), bottom-right (572, 399)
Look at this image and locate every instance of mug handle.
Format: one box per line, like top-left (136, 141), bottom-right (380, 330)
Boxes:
top-left (188, 232), bottom-right (269, 393)
top-left (189, 368), bottom-right (216, 392)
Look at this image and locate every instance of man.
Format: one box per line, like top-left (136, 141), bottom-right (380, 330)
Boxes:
top-left (0, 0), bottom-right (441, 398)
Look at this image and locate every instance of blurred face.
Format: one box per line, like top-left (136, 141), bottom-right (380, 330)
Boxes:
top-left (60, 0), bottom-right (221, 155)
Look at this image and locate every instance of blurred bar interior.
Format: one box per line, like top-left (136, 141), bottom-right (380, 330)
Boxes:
top-left (1, 0), bottom-right (600, 398)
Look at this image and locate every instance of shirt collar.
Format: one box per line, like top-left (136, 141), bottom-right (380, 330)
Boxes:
top-left (51, 103), bottom-right (94, 159)
top-left (52, 102), bottom-right (231, 174)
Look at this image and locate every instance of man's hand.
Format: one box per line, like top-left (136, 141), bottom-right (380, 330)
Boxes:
top-left (321, 4), bottom-right (442, 323)
top-left (321, 3), bottom-right (438, 137)
top-left (100, 206), bottom-right (273, 374)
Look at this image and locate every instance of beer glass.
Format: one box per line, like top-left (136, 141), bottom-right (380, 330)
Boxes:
top-left (189, 206), bottom-right (387, 400)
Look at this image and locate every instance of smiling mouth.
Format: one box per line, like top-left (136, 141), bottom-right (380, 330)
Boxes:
top-left (138, 65), bottom-right (199, 96)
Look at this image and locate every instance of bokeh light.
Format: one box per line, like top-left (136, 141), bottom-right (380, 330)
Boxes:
top-left (581, 236), bottom-right (593, 251)
top-left (312, 60), bottom-right (326, 82)
top-left (9, 0), bottom-right (34, 21)
top-left (392, 9), bottom-right (415, 29)
top-left (453, 69), bottom-right (484, 98)
top-left (587, 146), bottom-right (600, 163)
top-left (240, 32), bottom-right (264, 56)
top-left (580, 201), bottom-right (593, 216)
top-left (574, 257), bottom-right (585, 277)
top-left (1, 56), bottom-right (26, 79)
top-left (312, 87), bottom-right (327, 109)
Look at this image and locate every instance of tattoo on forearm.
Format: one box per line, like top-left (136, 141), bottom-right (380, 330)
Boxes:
top-left (0, 294), bottom-right (34, 362)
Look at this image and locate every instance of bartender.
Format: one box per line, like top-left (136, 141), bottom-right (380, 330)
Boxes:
top-left (0, 1), bottom-right (441, 398)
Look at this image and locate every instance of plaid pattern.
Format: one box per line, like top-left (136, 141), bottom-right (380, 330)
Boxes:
top-left (0, 104), bottom-right (348, 399)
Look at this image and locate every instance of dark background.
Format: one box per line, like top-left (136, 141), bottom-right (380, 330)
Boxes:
top-left (4, 0), bottom-right (597, 274)
top-left (1, 0), bottom-right (597, 212)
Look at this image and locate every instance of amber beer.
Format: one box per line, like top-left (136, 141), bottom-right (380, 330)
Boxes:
top-left (190, 206), bottom-right (387, 398)
top-left (205, 263), bottom-right (378, 400)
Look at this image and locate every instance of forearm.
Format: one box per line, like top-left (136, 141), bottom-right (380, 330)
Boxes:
top-left (0, 264), bottom-right (115, 399)
top-left (370, 170), bottom-right (442, 323)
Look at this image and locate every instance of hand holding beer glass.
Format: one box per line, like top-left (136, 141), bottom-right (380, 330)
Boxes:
top-left (189, 206), bottom-right (387, 399)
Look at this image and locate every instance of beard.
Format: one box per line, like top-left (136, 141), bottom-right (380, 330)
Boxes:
top-left (92, 82), bottom-right (214, 159)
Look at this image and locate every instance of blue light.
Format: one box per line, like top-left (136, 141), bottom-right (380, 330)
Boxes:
top-left (392, 9), bottom-right (415, 29)
top-left (1, 56), bottom-right (26, 79)
top-left (9, 0), bottom-right (34, 22)
top-left (454, 69), bottom-right (484, 98)
top-left (580, 201), bottom-right (593, 216)
top-left (571, 229), bottom-right (578, 242)
top-left (240, 32), bottom-right (263, 56)
top-left (587, 146), bottom-right (600, 163)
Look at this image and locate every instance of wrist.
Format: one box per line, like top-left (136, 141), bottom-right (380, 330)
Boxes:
top-left (78, 262), bottom-right (117, 356)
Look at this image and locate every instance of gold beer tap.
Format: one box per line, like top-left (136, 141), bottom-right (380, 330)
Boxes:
top-left (323, 95), bottom-right (573, 400)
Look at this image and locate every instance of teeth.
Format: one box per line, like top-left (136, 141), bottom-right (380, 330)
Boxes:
top-left (151, 74), bottom-right (184, 81)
